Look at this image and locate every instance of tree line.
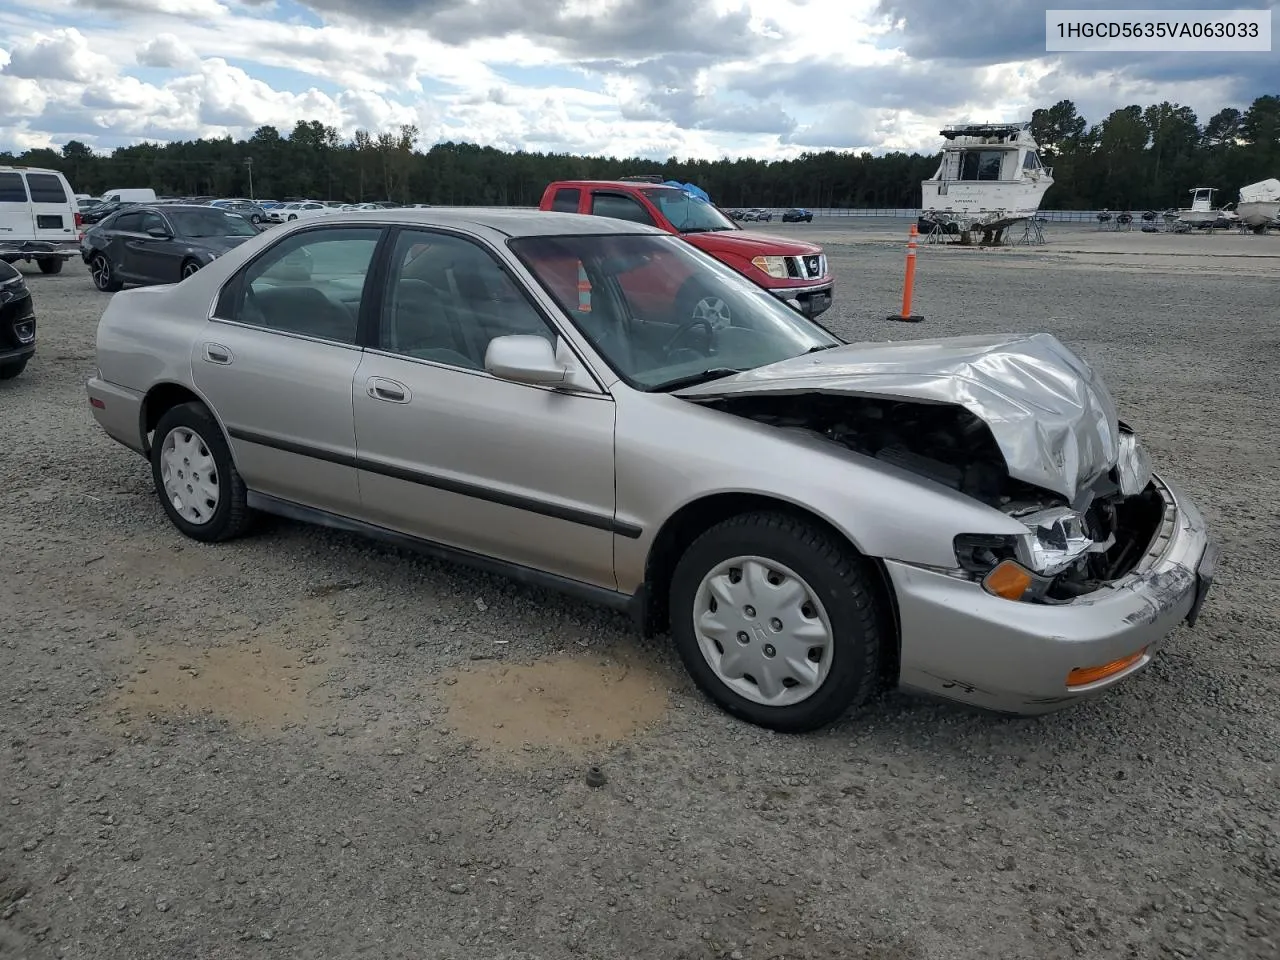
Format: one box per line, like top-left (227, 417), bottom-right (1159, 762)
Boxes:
top-left (2, 95), bottom-right (1275, 211)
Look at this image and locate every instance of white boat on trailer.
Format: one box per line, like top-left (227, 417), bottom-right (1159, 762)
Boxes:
top-left (1236, 178), bottom-right (1280, 233)
top-left (919, 121), bottom-right (1054, 242)
top-left (1165, 187), bottom-right (1238, 230)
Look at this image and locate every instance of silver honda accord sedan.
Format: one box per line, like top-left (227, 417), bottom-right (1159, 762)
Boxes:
top-left (86, 208), bottom-right (1216, 732)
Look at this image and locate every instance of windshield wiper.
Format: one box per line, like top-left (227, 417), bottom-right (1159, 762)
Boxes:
top-left (652, 367), bottom-right (744, 392)
top-left (805, 343), bottom-right (837, 354)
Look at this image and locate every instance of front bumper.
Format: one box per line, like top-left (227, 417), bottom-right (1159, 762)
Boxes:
top-left (0, 343), bottom-right (35, 364)
top-left (0, 240), bottom-right (80, 262)
top-left (888, 472), bottom-right (1215, 715)
top-left (768, 281), bottom-right (833, 318)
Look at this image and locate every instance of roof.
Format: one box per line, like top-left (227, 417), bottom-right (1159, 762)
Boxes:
top-left (0, 165), bottom-right (65, 175)
top-left (290, 207), bottom-right (669, 238)
top-left (548, 179), bottom-right (685, 191)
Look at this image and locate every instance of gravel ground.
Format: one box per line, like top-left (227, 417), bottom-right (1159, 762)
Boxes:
top-left (2, 226), bottom-right (1278, 960)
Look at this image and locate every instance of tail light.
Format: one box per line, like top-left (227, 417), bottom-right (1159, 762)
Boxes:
top-left (75, 212), bottom-right (83, 227)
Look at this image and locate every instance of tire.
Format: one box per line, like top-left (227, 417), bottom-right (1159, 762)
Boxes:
top-left (669, 511), bottom-right (885, 732)
top-left (251, 214), bottom-right (262, 225)
top-left (150, 402), bottom-right (252, 543)
top-left (287, 214), bottom-right (298, 221)
top-left (90, 253), bottom-right (122, 292)
top-left (675, 279), bottom-right (732, 329)
top-left (37, 258), bottom-right (63, 275)
top-left (0, 357), bottom-right (29, 380)
top-left (181, 259), bottom-right (201, 280)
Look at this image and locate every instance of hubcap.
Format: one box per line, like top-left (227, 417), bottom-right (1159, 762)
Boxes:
top-left (92, 256), bottom-right (110, 288)
top-left (692, 556), bottom-right (834, 707)
top-left (159, 426), bottom-right (219, 524)
top-left (691, 296), bottom-right (731, 329)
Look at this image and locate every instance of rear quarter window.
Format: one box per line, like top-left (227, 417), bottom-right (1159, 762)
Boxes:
top-left (26, 174), bottom-right (68, 204)
top-left (0, 173), bottom-right (28, 203)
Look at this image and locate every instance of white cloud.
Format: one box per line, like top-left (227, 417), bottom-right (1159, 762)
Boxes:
top-left (0, 0), bottom-right (1273, 159)
top-left (5, 27), bottom-right (114, 82)
top-left (136, 33), bottom-right (199, 69)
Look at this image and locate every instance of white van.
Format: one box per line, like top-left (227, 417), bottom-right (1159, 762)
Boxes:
top-left (0, 166), bottom-right (81, 273)
top-left (99, 188), bottom-right (157, 204)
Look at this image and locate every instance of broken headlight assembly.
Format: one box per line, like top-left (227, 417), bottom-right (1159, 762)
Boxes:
top-left (1115, 429), bottom-right (1153, 497)
top-left (954, 506), bottom-right (1114, 603)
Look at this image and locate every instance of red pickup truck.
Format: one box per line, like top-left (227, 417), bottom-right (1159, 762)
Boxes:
top-left (538, 179), bottom-right (833, 319)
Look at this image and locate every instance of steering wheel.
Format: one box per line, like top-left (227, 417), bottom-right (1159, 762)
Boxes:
top-left (662, 317), bottom-right (716, 356)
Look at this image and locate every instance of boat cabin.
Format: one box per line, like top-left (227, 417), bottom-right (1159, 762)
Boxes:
top-left (1187, 187), bottom-right (1216, 212)
top-left (930, 122), bottom-right (1049, 184)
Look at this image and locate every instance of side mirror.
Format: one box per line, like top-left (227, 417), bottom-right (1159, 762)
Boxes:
top-left (484, 335), bottom-right (567, 385)
top-left (146, 226), bottom-right (171, 239)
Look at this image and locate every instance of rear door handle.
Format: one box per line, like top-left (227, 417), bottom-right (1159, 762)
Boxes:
top-left (203, 343), bottom-right (233, 364)
top-left (367, 377), bottom-right (410, 403)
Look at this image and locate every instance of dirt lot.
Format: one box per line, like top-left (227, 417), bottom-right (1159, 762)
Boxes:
top-left (2, 225), bottom-right (1279, 960)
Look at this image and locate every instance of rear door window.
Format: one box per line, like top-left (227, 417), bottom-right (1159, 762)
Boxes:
top-left (589, 192), bottom-right (657, 226)
top-left (550, 188), bottom-right (580, 213)
top-left (26, 174), bottom-right (68, 204)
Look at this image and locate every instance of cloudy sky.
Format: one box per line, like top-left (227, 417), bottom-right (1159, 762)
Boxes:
top-left (0, 0), bottom-right (1275, 157)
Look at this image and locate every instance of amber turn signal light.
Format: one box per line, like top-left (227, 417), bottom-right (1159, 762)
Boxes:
top-left (1066, 648), bottom-right (1147, 688)
top-left (982, 559), bottom-right (1033, 601)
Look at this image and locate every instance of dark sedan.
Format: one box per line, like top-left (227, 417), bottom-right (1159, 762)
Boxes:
top-left (81, 204), bottom-right (260, 292)
top-left (782, 208), bottom-right (814, 222)
top-left (0, 260), bottom-right (36, 380)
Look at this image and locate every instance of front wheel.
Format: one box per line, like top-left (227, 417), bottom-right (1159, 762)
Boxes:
top-left (0, 357), bottom-right (29, 380)
top-left (150, 402), bottom-right (252, 543)
top-left (669, 511), bottom-right (886, 732)
top-left (181, 259), bottom-right (201, 279)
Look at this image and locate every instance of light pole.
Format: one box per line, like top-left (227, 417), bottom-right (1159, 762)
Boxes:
top-left (245, 157), bottom-right (254, 200)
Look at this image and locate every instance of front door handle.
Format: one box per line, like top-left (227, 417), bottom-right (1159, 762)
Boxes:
top-left (203, 342), bottom-right (233, 364)
top-left (367, 377), bottom-right (410, 403)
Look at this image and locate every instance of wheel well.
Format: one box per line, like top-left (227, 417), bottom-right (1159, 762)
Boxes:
top-left (640, 493), bottom-right (900, 683)
top-left (140, 383), bottom-right (203, 453)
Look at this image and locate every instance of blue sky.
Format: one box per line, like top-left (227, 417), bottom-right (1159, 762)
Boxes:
top-left (0, 0), bottom-right (1275, 158)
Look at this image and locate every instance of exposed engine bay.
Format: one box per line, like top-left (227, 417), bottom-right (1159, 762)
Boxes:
top-left (698, 393), bottom-right (1164, 600)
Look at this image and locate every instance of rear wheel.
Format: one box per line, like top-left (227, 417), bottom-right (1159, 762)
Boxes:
top-left (90, 253), bottom-right (122, 292)
top-left (669, 511), bottom-right (886, 732)
top-left (37, 258), bottom-right (63, 275)
top-left (150, 402), bottom-right (252, 543)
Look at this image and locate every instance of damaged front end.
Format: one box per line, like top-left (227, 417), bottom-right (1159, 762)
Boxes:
top-left (677, 333), bottom-right (1168, 605)
top-left (693, 391), bottom-right (1161, 603)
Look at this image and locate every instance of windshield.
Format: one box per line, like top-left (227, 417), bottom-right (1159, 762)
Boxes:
top-left (642, 188), bottom-right (738, 233)
top-left (509, 233), bottom-right (839, 391)
top-left (168, 209), bottom-right (258, 238)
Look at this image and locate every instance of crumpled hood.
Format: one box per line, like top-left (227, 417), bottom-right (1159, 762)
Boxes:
top-left (675, 332), bottom-right (1121, 503)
